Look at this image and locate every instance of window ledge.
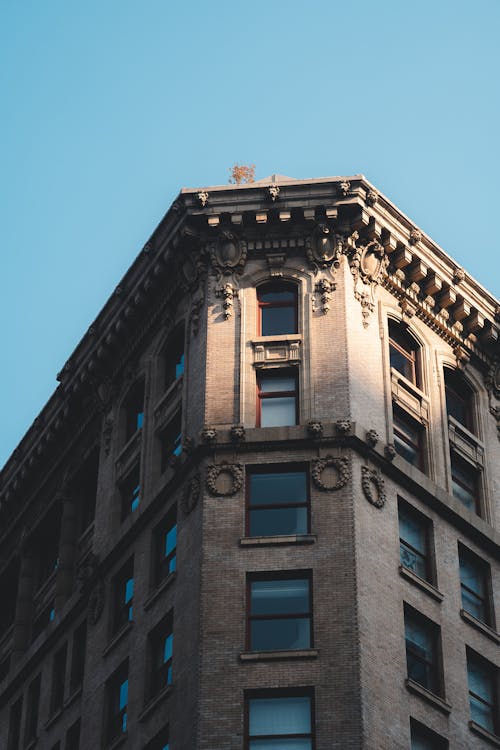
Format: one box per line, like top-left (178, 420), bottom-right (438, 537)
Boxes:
top-left (103, 621), bottom-right (133, 657)
top-left (460, 609), bottom-right (500, 644)
top-left (252, 334), bottom-right (303, 344)
top-left (240, 649), bottom-right (318, 662)
top-left (138, 684), bottom-right (173, 723)
top-left (64, 686), bottom-right (82, 710)
top-left (399, 565), bottom-right (443, 602)
top-left (405, 678), bottom-right (451, 714)
top-left (107, 732), bottom-right (128, 750)
top-left (469, 721), bottom-right (500, 748)
top-left (44, 706), bottom-right (63, 731)
top-left (144, 572), bottom-right (176, 611)
top-left (25, 739), bottom-right (37, 750)
top-left (239, 535), bottom-right (316, 547)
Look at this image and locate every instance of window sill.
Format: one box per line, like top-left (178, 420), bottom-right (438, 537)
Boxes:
top-left (144, 572), bottom-right (176, 611)
top-left (64, 686), bottom-right (82, 710)
top-left (405, 678), bottom-right (451, 714)
top-left (25, 739), bottom-right (37, 750)
top-left (240, 649), bottom-right (318, 662)
top-left (460, 609), bottom-right (500, 644)
top-left (44, 706), bottom-right (63, 731)
top-left (399, 565), bottom-right (443, 602)
top-left (469, 721), bottom-right (500, 748)
top-left (138, 684), bottom-right (173, 723)
top-left (107, 732), bottom-right (128, 750)
top-left (240, 535), bottom-right (316, 547)
top-left (103, 621), bottom-right (133, 657)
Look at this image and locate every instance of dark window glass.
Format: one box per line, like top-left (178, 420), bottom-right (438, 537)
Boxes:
top-left (32, 601), bottom-right (56, 642)
top-left (24, 673), bottom-right (41, 746)
top-left (7, 696), bottom-right (22, 750)
top-left (399, 503), bottom-right (432, 582)
top-left (165, 326), bottom-right (185, 390)
top-left (257, 370), bottom-right (298, 427)
top-left (248, 467), bottom-right (308, 537)
top-left (106, 661), bottom-right (128, 744)
top-left (247, 693), bottom-right (313, 749)
top-left (112, 559), bottom-right (134, 635)
top-left (121, 464), bottom-right (140, 521)
top-left (459, 547), bottom-right (493, 626)
top-left (75, 448), bottom-right (99, 534)
top-left (404, 607), bottom-right (441, 695)
top-left (258, 283), bottom-right (298, 336)
top-left (0, 654), bottom-right (10, 683)
top-left (153, 510), bottom-right (177, 586)
top-left (0, 559), bottom-right (20, 635)
top-left (410, 718), bottom-right (448, 749)
top-left (125, 379), bottom-right (144, 442)
top-left (445, 369), bottom-right (474, 431)
top-left (248, 576), bottom-right (311, 652)
top-left (70, 620), bottom-right (87, 693)
top-left (149, 614), bottom-right (173, 699)
top-left (144, 726), bottom-right (170, 750)
top-left (161, 410), bottom-right (182, 472)
top-left (451, 452), bottom-right (479, 513)
top-left (393, 407), bottom-right (424, 469)
top-left (389, 320), bottom-right (419, 385)
top-left (50, 644), bottom-right (67, 715)
top-left (66, 718), bottom-right (81, 750)
top-left (467, 651), bottom-right (498, 734)
top-left (33, 506), bottom-right (61, 590)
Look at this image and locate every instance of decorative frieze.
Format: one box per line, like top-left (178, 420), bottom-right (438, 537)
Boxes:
top-left (252, 336), bottom-right (302, 367)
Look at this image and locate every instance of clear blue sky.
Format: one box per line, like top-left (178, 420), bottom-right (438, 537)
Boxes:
top-left (1, 0), bottom-right (499, 468)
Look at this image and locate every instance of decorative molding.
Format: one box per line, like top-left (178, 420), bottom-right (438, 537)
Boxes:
top-left (230, 424), bottom-right (246, 443)
top-left (77, 553), bottom-right (99, 592)
top-left (206, 463), bottom-right (244, 497)
top-left (306, 224), bottom-right (343, 272)
top-left (209, 230), bottom-right (247, 281)
top-left (361, 466), bottom-right (386, 508)
top-left (215, 281), bottom-right (236, 319)
top-left (314, 277), bottom-right (336, 315)
top-left (267, 185), bottom-right (280, 202)
top-left (200, 425), bottom-right (217, 444)
top-left (453, 266), bottom-right (466, 285)
top-left (337, 180), bottom-right (351, 197)
top-left (196, 190), bottom-right (209, 207)
top-left (266, 252), bottom-right (287, 277)
top-left (348, 236), bottom-right (389, 327)
top-left (335, 419), bottom-right (352, 435)
top-left (366, 189), bottom-right (378, 207)
top-left (103, 417), bottom-right (113, 457)
top-left (190, 296), bottom-right (204, 336)
top-left (365, 429), bottom-right (379, 448)
top-left (252, 336), bottom-right (301, 367)
top-left (182, 474), bottom-right (201, 514)
top-left (312, 456), bottom-right (350, 491)
top-left (409, 229), bottom-right (422, 245)
top-left (385, 443), bottom-right (397, 461)
top-left (307, 420), bottom-right (324, 439)
top-left (485, 360), bottom-right (500, 400)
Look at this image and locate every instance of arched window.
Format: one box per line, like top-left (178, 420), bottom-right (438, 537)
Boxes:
top-left (124, 379), bottom-right (145, 443)
top-left (388, 319), bottom-right (420, 386)
top-left (444, 368), bottom-right (474, 433)
top-left (257, 283), bottom-right (298, 336)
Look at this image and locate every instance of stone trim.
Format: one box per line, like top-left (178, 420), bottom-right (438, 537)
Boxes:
top-left (312, 457), bottom-right (350, 491)
top-left (143, 572), bottom-right (176, 612)
top-left (239, 535), bottom-right (316, 547)
top-left (362, 466), bottom-right (386, 508)
top-left (460, 609), bottom-right (500, 644)
top-left (240, 648), bottom-right (318, 662)
top-left (206, 463), bottom-right (243, 497)
top-left (469, 721), bottom-right (500, 748)
top-left (138, 684), bottom-right (173, 724)
top-left (405, 678), bottom-right (452, 714)
top-left (399, 565), bottom-right (444, 602)
top-left (102, 621), bottom-right (133, 658)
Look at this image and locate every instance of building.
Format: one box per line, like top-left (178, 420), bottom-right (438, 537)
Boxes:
top-left (0, 174), bottom-right (499, 750)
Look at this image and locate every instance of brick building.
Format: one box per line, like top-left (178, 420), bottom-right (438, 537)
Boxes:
top-left (0, 174), bottom-right (499, 749)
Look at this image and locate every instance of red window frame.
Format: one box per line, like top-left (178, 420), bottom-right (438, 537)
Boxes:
top-left (393, 406), bottom-right (425, 470)
top-left (256, 369), bottom-right (298, 427)
top-left (257, 283), bottom-right (298, 336)
top-left (388, 320), bottom-right (420, 386)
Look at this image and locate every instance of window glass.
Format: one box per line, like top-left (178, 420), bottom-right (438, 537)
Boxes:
top-left (399, 505), bottom-right (430, 581)
top-left (258, 372), bottom-right (298, 428)
top-left (388, 321), bottom-right (419, 385)
top-left (445, 369), bottom-right (473, 431)
top-left (165, 327), bottom-right (184, 390)
top-left (248, 695), bottom-right (312, 748)
top-left (113, 560), bottom-right (134, 634)
top-left (249, 578), bottom-right (311, 651)
top-left (393, 408), bottom-right (423, 468)
top-left (451, 453), bottom-right (478, 512)
top-left (459, 548), bottom-right (489, 623)
top-left (410, 720), bottom-right (447, 749)
top-left (125, 380), bottom-right (145, 442)
top-left (154, 510), bottom-right (177, 585)
top-left (248, 469), bottom-right (308, 537)
top-left (467, 652), bottom-right (496, 733)
top-left (150, 616), bottom-right (173, 698)
top-left (107, 663), bottom-right (129, 743)
top-left (121, 464), bottom-right (140, 520)
top-left (405, 608), bottom-right (440, 694)
top-left (161, 410), bottom-right (182, 472)
top-left (258, 284), bottom-right (297, 336)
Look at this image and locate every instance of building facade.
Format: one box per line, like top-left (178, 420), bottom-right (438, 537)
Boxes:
top-left (0, 174), bottom-right (499, 750)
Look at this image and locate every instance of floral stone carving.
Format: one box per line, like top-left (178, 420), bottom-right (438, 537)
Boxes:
top-left (314, 278), bottom-right (336, 315)
top-left (215, 281), bottom-right (236, 319)
top-left (348, 237), bottom-right (389, 327)
top-left (361, 466), bottom-right (386, 508)
top-left (206, 463), bottom-right (244, 497)
top-left (312, 456), bottom-right (350, 491)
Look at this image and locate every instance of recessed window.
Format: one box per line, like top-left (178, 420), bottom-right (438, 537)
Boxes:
top-left (445, 368), bottom-right (474, 432)
top-left (0, 559), bottom-right (20, 636)
top-left (24, 673), bottom-right (41, 747)
top-left (32, 506), bottom-right (61, 590)
top-left (467, 650), bottom-right (498, 735)
top-left (50, 643), bottom-right (67, 716)
top-left (389, 320), bottom-right (420, 386)
top-left (459, 545), bottom-right (494, 626)
top-left (246, 692), bottom-right (314, 749)
top-left (248, 574), bottom-right (312, 652)
top-left (257, 370), bottom-right (298, 427)
top-left (247, 466), bottom-right (309, 537)
top-left (404, 605), bottom-right (442, 696)
top-left (70, 620), bottom-right (87, 694)
top-left (410, 718), bottom-right (448, 749)
top-left (153, 509), bottom-right (177, 587)
top-left (451, 452), bottom-right (479, 513)
top-left (160, 410), bottom-right (182, 473)
top-left (112, 559), bottom-right (134, 635)
top-left (75, 447), bottom-right (99, 534)
top-left (164, 326), bottom-right (185, 391)
top-left (144, 726), bottom-right (170, 750)
top-left (398, 501), bottom-right (433, 583)
top-left (124, 379), bottom-right (145, 442)
top-left (393, 406), bottom-right (424, 469)
top-left (66, 718), bottom-right (81, 750)
top-left (32, 601), bottom-right (56, 642)
top-left (148, 613), bottom-right (173, 700)
top-left (258, 283), bottom-right (298, 336)
top-left (106, 661), bottom-right (128, 745)
top-left (7, 696), bottom-right (22, 750)
top-left (120, 464), bottom-right (140, 521)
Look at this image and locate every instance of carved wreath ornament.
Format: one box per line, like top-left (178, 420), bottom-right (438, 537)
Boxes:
top-left (312, 456), bottom-right (350, 491)
top-left (361, 466), bottom-right (387, 509)
top-left (206, 463), bottom-right (244, 497)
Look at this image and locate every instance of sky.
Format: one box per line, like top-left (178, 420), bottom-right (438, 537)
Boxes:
top-left (1, 0), bottom-right (499, 469)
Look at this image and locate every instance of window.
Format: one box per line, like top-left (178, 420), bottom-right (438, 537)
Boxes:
top-left (398, 501), bottom-right (433, 583)
top-left (160, 410), bottom-right (182, 472)
top-left (0, 559), bottom-right (19, 636)
top-left (70, 620), bottom-right (87, 694)
top-left (459, 546), bottom-right (494, 626)
top-left (75, 448), bottom-right (99, 534)
top-left (50, 643), bottom-right (67, 716)
top-left (0, 655), bottom-right (10, 683)
top-left (124, 379), bottom-right (144, 442)
top-left (32, 600), bottom-right (56, 641)
top-left (144, 726), bottom-right (170, 750)
top-left (148, 613), bottom-right (173, 700)
top-left (66, 718), bottom-right (81, 750)
top-left (410, 718), bottom-right (448, 749)
top-left (120, 463), bottom-right (140, 521)
top-left (24, 673), bottom-right (41, 746)
top-left (165, 325), bottom-right (184, 391)
top-left (247, 574), bottom-right (312, 652)
top-left (106, 661), bottom-right (128, 745)
top-left (33, 506), bottom-right (61, 590)
top-left (153, 509), bottom-right (177, 587)
top-left (467, 650), bottom-right (498, 735)
top-left (389, 319), bottom-right (420, 385)
top-left (445, 368), bottom-right (474, 432)
top-left (7, 696), bottom-right (22, 750)
top-left (257, 370), bottom-right (298, 427)
top-left (247, 466), bottom-right (309, 537)
top-left (451, 452), bottom-right (479, 512)
top-left (258, 283), bottom-right (298, 336)
top-left (112, 559), bottom-right (134, 635)
top-left (404, 606), bottom-right (442, 695)
top-left (393, 406), bottom-right (424, 469)
top-left (246, 692), bottom-right (314, 749)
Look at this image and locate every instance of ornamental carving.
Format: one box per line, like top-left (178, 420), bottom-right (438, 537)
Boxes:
top-left (230, 424), bottom-right (246, 443)
top-left (210, 231), bottom-right (247, 279)
top-left (336, 419), bottom-right (351, 435)
top-left (365, 429), bottom-right (379, 448)
top-left (312, 456), bottom-right (350, 491)
top-left (348, 237), bottom-right (389, 327)
top-left (215, 282), bottom-right (236, 319)
top-left (409, 229), bottom-right (422, 245)
top-left (206, 463), bottom-right (244, 497)
top-left (314, 278), bottom-right (336, 315)
top-left (485, 360), bottom-right (500, 400)
top-left (338, 180), bottom-right (351, 197)
top-left (385, 443), bottom-right (397, 461)
top-left (190, 296), bottom-right (204, 336)
top-left (306, 224), bottom-right (343, 271)
top-left (366, 189), bottom-right (378, 206)
top-left (88, 579), bottom-right (105, 626)
top-left (267, 184), bottom-right (280, 202)
top-left (77, 553), bottom-right (99, 591)
top-left (182, 474), bottom-right (201, 515)
top-left (361, 466), bottom-right (386, 508)
top-left (197, 190), bottom-right (209, 207)
top-left (201, 425), bottom-right (217, 444)
top-left (307, 420), bottom-right (324, 439)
